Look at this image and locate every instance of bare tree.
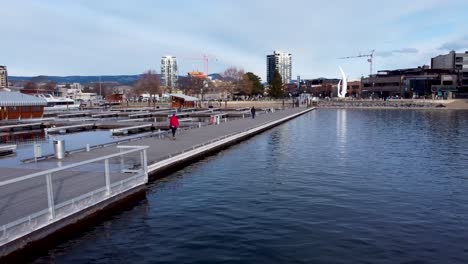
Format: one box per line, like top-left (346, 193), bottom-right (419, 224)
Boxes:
top-left (23, 82), bottom-right (38, 92)
top-left (222, 67), bottom-right (245, 98)
top-left (124, 86), bottom-right (139, 104)
top-left (178, 76), bottom-right (204, 97)
top-left (136, 70), bottom-right (161, 107)
top-left (40, 81), bottom-right (57, 94)
top-left (90, 82), bottom-right (116, 98)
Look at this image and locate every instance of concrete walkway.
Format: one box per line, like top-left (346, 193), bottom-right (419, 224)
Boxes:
top-left (0, 107), bottom-right (312, 227)
top-left (39, 107), bottom-right (309, 166)
top-left (446, 99), bottom-right (468, 109)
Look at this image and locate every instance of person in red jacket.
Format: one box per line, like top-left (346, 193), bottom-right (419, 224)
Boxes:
top-left (169, 113), bottom-right (179, 140)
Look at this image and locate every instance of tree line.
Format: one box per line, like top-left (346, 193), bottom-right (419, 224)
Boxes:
top-left (20, 67), bottom-right (287, 100)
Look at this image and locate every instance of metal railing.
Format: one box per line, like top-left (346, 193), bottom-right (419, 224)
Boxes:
top-left (0, 145), bottom-right (149, 247)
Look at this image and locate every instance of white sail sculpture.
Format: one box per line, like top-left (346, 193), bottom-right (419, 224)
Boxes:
top-left (338, 66), bottom-right (347, 98)
top-left (337, 80), bottom-right (342, 97)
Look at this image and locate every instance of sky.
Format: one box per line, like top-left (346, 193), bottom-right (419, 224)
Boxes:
top-left (1, 0), bottom-right (468, 80)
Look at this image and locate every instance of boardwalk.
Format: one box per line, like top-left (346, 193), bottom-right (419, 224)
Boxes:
top-left (59, 107), bottom-right (308, 165)
top-left (0, 107), bottom-right (313, 256)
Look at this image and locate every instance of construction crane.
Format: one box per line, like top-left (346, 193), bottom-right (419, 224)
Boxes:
top-left (182, 54), bottom-right (217, 76)
top-left (339, 50), bottom-right (375, 75)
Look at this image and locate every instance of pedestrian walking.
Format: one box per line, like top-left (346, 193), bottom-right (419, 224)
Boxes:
top-left (251, 106), bottom-right (256, 119)
top-left (169, 113), bottom-right (179, 140)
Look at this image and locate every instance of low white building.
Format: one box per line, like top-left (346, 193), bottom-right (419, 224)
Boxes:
top-left (62, 88), bottom-right (98, 101)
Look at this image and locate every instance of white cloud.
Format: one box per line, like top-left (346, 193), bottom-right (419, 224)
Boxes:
top-left (0, 0), bottom-right (465, 80)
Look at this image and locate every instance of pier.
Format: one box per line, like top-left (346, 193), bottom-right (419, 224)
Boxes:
top-left (0, 145), bottom-right (16, 156)
top-left (0, 107), bottom-right (314, 259)
top-left (110, 124), bottom-right (154, 135)
top-left (45, 123), bottom-right (96, 134)
top-left (0, 123), bottom-right (43, 132)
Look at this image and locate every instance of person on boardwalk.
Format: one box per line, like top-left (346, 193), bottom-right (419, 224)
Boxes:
top-left (251, 106), bottom-right (256, 119)
top-left (169, 113), bottom-right (179, 140)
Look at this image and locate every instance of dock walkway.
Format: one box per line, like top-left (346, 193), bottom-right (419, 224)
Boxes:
top-left (54, 107), bottom-right (308, 166)
top-left (0, 107), bottom-right (313, 258)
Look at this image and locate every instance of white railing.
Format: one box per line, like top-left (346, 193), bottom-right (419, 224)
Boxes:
top-left (0, 145), bottom-right (149, 247)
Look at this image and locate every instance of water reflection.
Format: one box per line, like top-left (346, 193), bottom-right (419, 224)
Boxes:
top-left (0, 130), bottom-right (114, 167)
top-left (336, 109), bottom-right (347, 154)
top-left (0, 130), bottom-right (46, 145)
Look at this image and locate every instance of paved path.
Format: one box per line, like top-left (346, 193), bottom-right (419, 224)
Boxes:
top-left (58, 107), bottom-right (307, 165)
top-left (446, 99), bottom-right (468, 109)
top-left (0, 107), bottom-right (311, 227)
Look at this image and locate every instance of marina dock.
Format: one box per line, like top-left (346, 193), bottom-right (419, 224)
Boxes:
top-left (0, 107), bottom-right (314, 259)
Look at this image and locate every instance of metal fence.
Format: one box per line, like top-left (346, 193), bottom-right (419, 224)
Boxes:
top-left (0, 145), bottom-right (148, 247)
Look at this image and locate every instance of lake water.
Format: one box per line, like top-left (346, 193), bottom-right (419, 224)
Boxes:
top-left (31, 109), bottom-right (468, 264)
top-left (0, 130), bottom-right (114, 166)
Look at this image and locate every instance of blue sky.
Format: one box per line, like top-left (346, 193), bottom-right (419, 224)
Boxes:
top-left (1, 0), bottom-right (468, 80)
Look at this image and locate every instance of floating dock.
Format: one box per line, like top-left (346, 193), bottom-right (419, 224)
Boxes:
top-left (45, 123), bottom-right (96, 134)
top-left (110, 124), bottom-right (154, 135)
top-left (0, 123), bottom-right (43, 132)
top-left (0, 145), bottom-right (16, 156)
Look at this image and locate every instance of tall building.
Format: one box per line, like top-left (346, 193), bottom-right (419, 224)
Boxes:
top-left (0, 66), bottom-right (8, 88)
top-left (267, 50), bottom-right (292, 84)
top-left (161, 56), bottom-right (178, 89)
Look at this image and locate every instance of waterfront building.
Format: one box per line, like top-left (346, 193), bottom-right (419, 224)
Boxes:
top-left (169, 93), bottom-right (199, 108)
top-left (347, 80), bottom-right (362, 98)
top-left (431, 51), bottom-right (468, 97)
top-left (361, 66), bottom-right (457, 99)
top-left (267, 51), bottom-right (292, 84)
top-left (70, 83), bottom-right (83, 90)
top-left (303, 78), bottom-right (340, 98)
top-left (0, 66), bottom-right (8, 88)
top-left (187, 71), bottom-right (207, 79)
top-left (0, 92), bottom-right (47, 120)
top-left (161, 56), bottom-right (178, 89)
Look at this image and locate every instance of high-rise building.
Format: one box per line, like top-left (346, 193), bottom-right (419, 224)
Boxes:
top-left (0, 66), bottom-right (8, 88)
top-left (267, 50), bottom-right (292, 84)
top-left (161, 56), bottom-right (178, 89)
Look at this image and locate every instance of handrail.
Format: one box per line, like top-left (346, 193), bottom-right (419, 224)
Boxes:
top-left (0, 146), bottom-right (148, 187)
top-left (0, 144), bottom-right (150, 247)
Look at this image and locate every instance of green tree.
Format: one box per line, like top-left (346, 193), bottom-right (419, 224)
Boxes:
top-left (269, 69), bottom-right (283, 98)
top-left (244, 72), bottom-right (263, 95)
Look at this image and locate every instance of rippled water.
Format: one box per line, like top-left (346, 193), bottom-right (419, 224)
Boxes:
top-left (32, 109), bottom-right (468, 264)
top-left (0, 130), bottom-right (114, 166)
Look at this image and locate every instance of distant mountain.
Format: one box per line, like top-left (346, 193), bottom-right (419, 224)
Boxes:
top-left (9, 73), bottom-right (225, 85)
top-left (208, 73), bottom-right (223, 80)
top-left (8, 75), bottom-right (141, 85)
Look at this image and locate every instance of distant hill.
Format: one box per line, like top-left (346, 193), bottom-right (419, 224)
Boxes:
top-left (9, 73), bottom-right (226, 85)
top-left (208, 73), bottom-right (224, 80)
top-left (8, 75), bottom-right (142, 85)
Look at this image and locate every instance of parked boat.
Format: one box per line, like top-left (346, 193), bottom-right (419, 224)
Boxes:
top-left (34, 94), bottom-right (80, 111)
